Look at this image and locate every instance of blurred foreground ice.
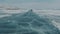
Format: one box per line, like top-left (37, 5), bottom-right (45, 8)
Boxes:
top-left (0, 9), bottom-right (60, 30)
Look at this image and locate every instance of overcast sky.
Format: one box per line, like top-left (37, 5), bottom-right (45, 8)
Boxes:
top-left (0, 0), bottom-right (60, 9)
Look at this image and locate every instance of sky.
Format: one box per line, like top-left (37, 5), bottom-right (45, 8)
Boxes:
top-left (0, 0), bottom-right (60, 9)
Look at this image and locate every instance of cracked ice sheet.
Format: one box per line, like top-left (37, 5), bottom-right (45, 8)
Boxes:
top-left (33, 10), bottom-right (60, 30)
top-left (0, 15), bottom-right (11, 18)
top-left (0, 9), bottom-right (28, 18)
top-left (34, 10), bottom-right (60, 16)
top-left (0, 9), bottom-right (60, 30)
top-left (52, 20), bottom-right (60, 30)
